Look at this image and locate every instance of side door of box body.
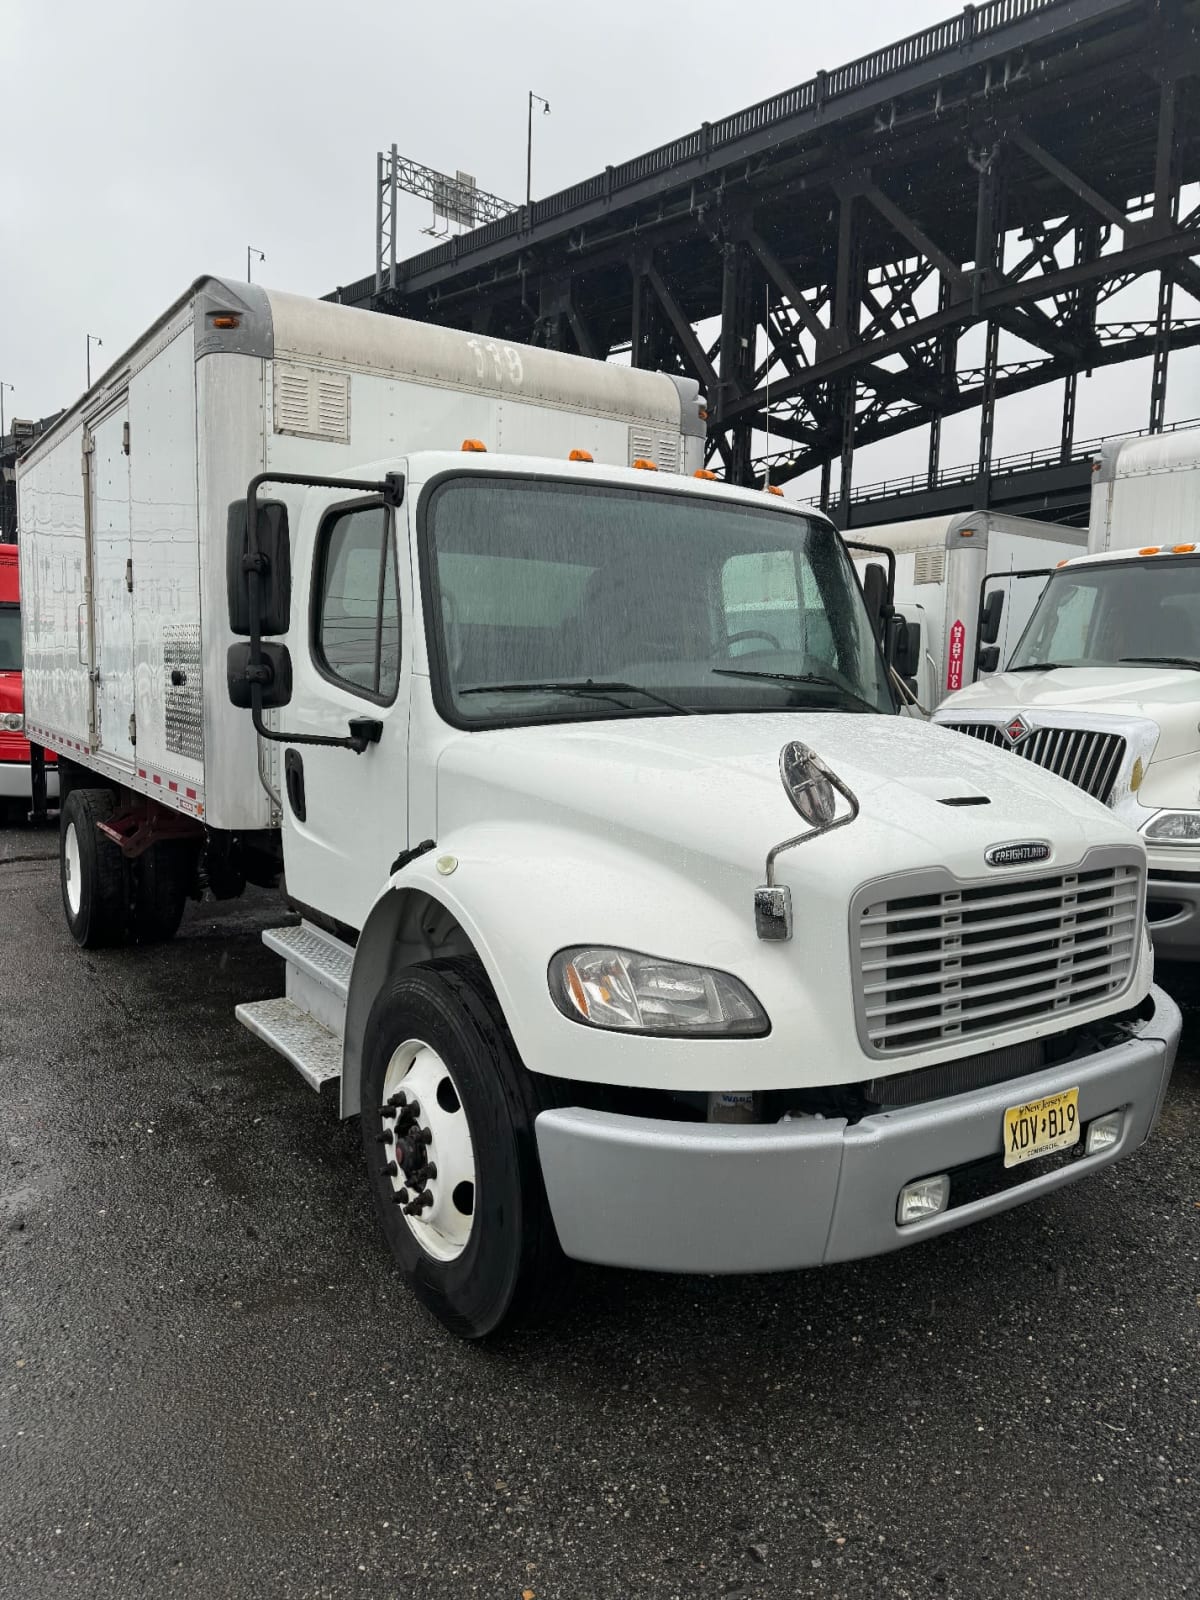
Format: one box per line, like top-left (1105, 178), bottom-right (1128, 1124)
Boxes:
top-left (86, 400), bottom-right (135, 764)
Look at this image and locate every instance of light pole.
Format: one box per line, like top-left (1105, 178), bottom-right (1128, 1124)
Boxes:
top-left (86, 334), bottom-right (103, 389)
top-left (0, 381), bottom-right (12, 441)
top-left (526, 91), bottom-right (551, 208)
top-left (247, 246), bottom-right (266, 283)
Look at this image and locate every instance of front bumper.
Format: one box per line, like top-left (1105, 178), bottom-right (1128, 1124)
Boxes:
top-left (535, 986), bottom-right (1180, 1274)
top-left (0, 760), bottom-right (60, 801)
top-left (1146, 871), bottom-right (1200, 961)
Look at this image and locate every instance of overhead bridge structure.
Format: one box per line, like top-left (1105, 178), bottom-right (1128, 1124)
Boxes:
top-left (330, 0), bottom-right (1200, 519)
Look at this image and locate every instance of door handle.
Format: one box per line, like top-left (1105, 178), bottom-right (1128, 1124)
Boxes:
top-left (284, 748), bottom-right (306, 822)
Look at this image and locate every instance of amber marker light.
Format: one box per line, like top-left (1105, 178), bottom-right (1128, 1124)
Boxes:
top-left (568, 449), bottom-right (593, 461)
top-left (632, 458), bottom-right (658, 471)
top-left (461, 439), bottom-right (487, 452)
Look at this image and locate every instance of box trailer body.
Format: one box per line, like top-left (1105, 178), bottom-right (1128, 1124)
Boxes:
top-left (850, 512), bottom-right (1086, 710)
top-left (0, 543), bottom-right (58, 811)
top-left (18, 278), bottom-right (705, 834)
top-left (1088, 423), bottom-right (1200, 554)
top-left (19, 280), bottom-right (1178, 1337)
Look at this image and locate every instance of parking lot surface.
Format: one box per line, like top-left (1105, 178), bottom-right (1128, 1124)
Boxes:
top-left (2, 820), bottom-right (1197, 1600)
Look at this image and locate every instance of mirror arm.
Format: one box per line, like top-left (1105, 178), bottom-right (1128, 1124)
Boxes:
top-left (241, 469), bottom-right (406, 755)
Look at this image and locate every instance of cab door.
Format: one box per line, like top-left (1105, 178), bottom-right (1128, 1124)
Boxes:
top-left (86, 400), bottom-right (135, 763)
top-left (278, 488), bottom-right (412, 931)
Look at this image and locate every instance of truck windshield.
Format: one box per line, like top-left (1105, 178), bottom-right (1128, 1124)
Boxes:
top-left (1009, 556), bottom-right (1200, 671)
top-left (0, 604), bottom-right (20, 671)
top-left (423, 477), bottom-right (892, 725)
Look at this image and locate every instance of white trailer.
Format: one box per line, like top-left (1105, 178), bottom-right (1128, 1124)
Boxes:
top-left (850, 511), bottom-right (1086, 710)
top-left (19, 278), bottom-right (1179, 1338)
top-left (1088, 423), bottom-right (1200, 553)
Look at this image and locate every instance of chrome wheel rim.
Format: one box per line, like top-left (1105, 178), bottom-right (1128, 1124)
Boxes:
top-left (64, 822), bottom-right (82, 916)
top-left (380, 1039), bottom-right (476, 1263)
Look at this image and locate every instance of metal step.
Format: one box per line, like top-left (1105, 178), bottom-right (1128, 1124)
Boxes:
top-left (263, 921), bottom-right (352, 998)
top-left (235, 997), bottom-right (342, 1091)
top-left (262, 921), bottom-right (353, 1040)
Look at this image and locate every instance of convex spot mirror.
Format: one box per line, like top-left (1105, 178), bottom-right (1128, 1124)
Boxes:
top-left (227, 641), bottom-right (293, 709)
top-left (977, 644), bottom-right (1001, 675)
top-left (227, 498), bottom-right (291, 636)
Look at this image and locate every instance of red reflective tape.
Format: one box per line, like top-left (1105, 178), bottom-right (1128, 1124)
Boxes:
top-left (138, 768), bottom-right (147, 779)
top-left (946, 619), bottom-right (966, 693)
top-left (185, 788), bottom-right (196, 799)
top-left (168, 781), bottom-right (178, 792)
top-left (153, 774), bottom-right (161, 785)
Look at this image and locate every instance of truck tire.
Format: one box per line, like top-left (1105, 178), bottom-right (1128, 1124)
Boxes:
top-left (60, 788), bottom-right (130, 948)
top-left (360, 958), bottom-right (568, 1339)
top-left (132, 841), bottom-right (194, 943)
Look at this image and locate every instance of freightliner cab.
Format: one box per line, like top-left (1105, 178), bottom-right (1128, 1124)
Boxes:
top-left (17, 278), bottom-right (1180, 1336)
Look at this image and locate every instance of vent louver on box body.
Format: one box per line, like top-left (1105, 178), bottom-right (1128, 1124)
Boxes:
top-left (273, 363), bottom-right (350, 442)
top-left (942, 722), bottom-right (1126, 804)
top-left (913, 548), bottom-right (945, 585)
top-left (628, 425), bottom-right (680, 473)
top-left (851, 852), bottom-right (1143, 1057)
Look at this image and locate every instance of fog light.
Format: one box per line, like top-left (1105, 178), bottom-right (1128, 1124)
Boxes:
top-left (1085, 1111), bottom-right (1123, 1156)
top-left (897, 1174), bottom-right (950, 1226)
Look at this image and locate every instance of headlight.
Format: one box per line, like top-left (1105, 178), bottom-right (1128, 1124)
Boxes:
top-left (0, 712), bottom-right (23, 733)
top-left (549, 947), bottom-right (769, 1037)
top-left (1143, 810), bottom-right (1200, 844)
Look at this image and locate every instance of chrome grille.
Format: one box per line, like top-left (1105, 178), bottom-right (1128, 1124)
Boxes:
top-left (853, 854), bottom-right (1143, 1056)
top-left (941, 722), bottom-right (1126, 804)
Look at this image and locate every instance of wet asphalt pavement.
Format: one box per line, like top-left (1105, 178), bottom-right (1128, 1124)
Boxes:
top-left (1, 819), bottom-right (1197, 1600)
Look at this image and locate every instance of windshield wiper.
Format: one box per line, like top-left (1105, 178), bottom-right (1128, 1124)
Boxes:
top-left (1006, 662), bottom-right (1078, 672)
top-left (1118, 656), bottom-right (1200, 672)
top-left (458, 679), bottom-right (695, 715)
top-left (710, 667), bottom-right (879, 714)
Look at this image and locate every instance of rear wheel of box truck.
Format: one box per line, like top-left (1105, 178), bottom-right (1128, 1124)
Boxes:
top-left (132, 841), bottom-right (194, 943)
top-left (60, 789), bottom-right (130, 948)
top-left (360, 959), bottom-right (567, 1340)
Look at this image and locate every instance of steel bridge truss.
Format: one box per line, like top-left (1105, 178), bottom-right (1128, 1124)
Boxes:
top-left (336, 0), bottom-right (1200, 516)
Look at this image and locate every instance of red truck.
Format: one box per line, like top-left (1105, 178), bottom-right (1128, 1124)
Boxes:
top-left (0, 544), bottom-right (56, 819)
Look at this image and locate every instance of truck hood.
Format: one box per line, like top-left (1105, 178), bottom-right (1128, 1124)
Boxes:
top-left (938, 666), bottom-right (1200, 765)
top-left (435, 711), bottom-right (1135, 886)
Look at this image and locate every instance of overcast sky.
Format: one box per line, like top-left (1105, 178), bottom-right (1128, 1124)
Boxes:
top-left (2, 0), bottom-right (1196, 490)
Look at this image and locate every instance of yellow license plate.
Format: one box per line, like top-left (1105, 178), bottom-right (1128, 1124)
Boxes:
top-left (1003, 1088), bottom-right (1080, 1168)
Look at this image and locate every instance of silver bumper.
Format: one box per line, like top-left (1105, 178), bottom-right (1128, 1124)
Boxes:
top-left (535, 987), bottom-right (1181, 1275)
top-left (1146, 874), bottom-right (1200, 961)
top-left (0, 760), bottom-right (59, 800)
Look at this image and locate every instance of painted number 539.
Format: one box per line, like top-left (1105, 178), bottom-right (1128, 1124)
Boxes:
top-left (466, 339), bottom-right (524, 385)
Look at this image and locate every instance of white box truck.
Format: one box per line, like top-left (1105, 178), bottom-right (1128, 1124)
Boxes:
top-left (18, 277), bottom-right (1179, 1337)
top-left (936, 424), bottom-right (1200, 960)
top-left (850, 512), bottom-right (1086, 711)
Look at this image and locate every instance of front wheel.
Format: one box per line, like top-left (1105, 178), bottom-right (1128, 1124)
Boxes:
top-left (360, 959), bottom-right (567, 1339)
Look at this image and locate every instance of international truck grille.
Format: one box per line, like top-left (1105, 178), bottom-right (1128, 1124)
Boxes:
top-left (852, 854), bottom-right (1143, 1056)
top-left (941, 722), bottom-right (1126, 804)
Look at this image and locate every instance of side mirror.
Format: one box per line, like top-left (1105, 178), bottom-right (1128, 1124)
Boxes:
top-left (892, 619), bottom-right (920, 678)
top-left (227, 498), bottom-right (291, 636)
top-left (861, 563), bottom-right (888, 641)
top-left (976, 644), bottom-right (1000, 676)
top-left (227, 641), bottom-right (293, 708)
top-left (979, 588), bottom-right (1005, 646)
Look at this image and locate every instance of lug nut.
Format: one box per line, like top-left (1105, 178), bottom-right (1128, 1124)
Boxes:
top-left (375, 1129), bottom-right (394, 1145)
top-left (392, 1187), bottom-right (411, 1205)
top-left (414, 1127), bottom-right (432, 1147)
top-left (387, 1092), bottom-right (407, 1109)
top-left (380, 1161), bottom-right (398, 1178)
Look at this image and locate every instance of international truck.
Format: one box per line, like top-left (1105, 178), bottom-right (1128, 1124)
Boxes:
top-left (937, 424), bottom-right (1200, 960)
top-left (850, 512), bottom-right (1087, 711)
top-left (0, 543), bottom-right (57, 819)
top-left (18, 276), bottom-right (1179, 1337)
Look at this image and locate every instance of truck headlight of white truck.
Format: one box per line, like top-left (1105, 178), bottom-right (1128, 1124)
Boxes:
top-left (16, 274), bottom-right (1181, 1340)
top-left (549, 947), bottom-right (769, 1036)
